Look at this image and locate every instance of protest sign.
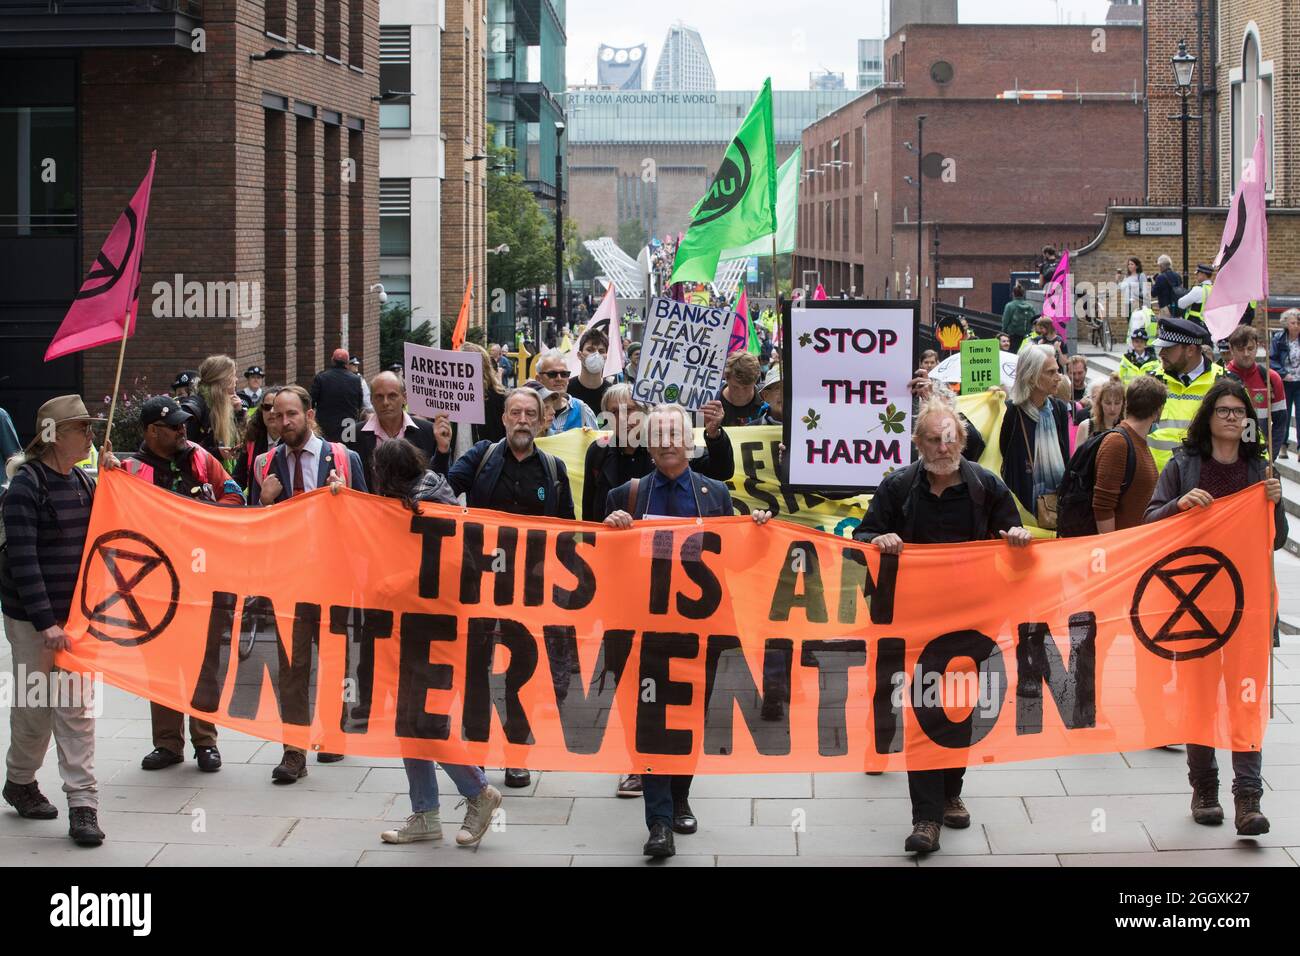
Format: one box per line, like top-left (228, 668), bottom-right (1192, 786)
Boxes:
top-left (961, 338), bottom-right (999, 394)
top-left (632, 296), bottom-right (732, 410)
top-left (403, 343), bottom-right (483, 424)
top-left (61, 470), bottom-right (1271, 773)
top-left (782, 301), bottom-right (918, 494)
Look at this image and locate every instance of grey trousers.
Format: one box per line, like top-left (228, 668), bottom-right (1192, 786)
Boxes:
top-left (4, 615), bottom-right (98, 808)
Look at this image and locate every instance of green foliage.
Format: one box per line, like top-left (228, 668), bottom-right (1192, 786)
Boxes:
top-left (379, 303), bottom-right (435, 368)
top-left (616, 219), bottom-right (647, 259)
top-left (487, 126), bottom-right (554, 295)
top-left (440, 313), bottom-right (486, 351)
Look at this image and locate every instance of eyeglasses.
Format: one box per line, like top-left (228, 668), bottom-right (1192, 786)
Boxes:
top-left (1213, 406), bottom-right (1249, 420)
top-left (541, 369), bottom-right (570, 379)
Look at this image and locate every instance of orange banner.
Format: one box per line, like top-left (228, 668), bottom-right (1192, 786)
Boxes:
top-left (60, 470), bottom-right (1274, 773)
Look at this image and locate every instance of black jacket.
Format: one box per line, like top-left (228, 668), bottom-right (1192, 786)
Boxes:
top-left (349, 416), bottom-right (439, 483)
top-left (582, 428), bottom-right (735, 521)
top-left (998, 397), bottom-right (1072, 512)
top-left (310, 365), bottom-right (363, 442)
top-left (853, 458), bottom-right (1021, 545)
top-left (443, 438), bottom-right (575, 519)
top-left (1145, 448), bottom-right (1287, 552)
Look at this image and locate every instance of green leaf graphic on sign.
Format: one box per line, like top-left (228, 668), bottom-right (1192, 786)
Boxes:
top-left (878, 403), bottom-right (906, 435)
top-left (801, 408), bottom-right (821, 430)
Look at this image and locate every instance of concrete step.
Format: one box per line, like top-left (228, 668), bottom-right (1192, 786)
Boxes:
top-left (1274, 548), bottom-right (1300, 635)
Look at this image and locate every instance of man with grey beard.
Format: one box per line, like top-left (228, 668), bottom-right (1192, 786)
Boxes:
top-left (853, 397), bottom-right (1030, 855)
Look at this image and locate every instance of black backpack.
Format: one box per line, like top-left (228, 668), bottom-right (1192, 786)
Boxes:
top-left (1054, 428), bottom-right (1136, 538)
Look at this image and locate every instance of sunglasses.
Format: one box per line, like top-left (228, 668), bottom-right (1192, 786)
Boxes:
top-left (541, 369), bottom-right (571, 379)
top-left (261, 404), bottom-right (274, 412)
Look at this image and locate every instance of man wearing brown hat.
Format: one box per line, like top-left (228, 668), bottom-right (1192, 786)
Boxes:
top-left (0, 396), bottom-right (105, 846)
top-left (102, 395), bottom-right (244, 774)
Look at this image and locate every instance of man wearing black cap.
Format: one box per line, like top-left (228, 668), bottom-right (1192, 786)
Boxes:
top-left (101, 396), bottom-right (244, 774)
top-left (1177, 264), bottom-right (1216, 327)
top-left (1146, 317), bottom-right (1223, 471)
top-left (236, 366), bottom-right (265, 414)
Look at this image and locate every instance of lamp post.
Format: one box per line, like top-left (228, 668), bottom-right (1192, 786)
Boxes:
top-left (903, 116), bottom-right (927, 307)
top-left (1170, 39), bottom-right (1198, 282)
top-left (554, 120), bottom-right (566, 334)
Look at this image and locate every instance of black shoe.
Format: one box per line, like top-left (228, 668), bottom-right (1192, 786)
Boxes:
top-left (503, 768), bottom-right (531, 788)
top-left (272, 751), bottom-right (308, 783)
top-left (195, 746), bottom-right (222, 773)
top-left (3, 780), bottom-right (58, 820)
top-left (671, 798), bottom-right (698, 834)
top-left (643, 821), bottom-right (676, 858)
top-left (141, 747), bottom-right (183, 771)
top-left (1190, 781), bottom-right (1224, 825)
top-left (68, 807), bottom-right (104, 847)
top-left (316, 752), bottom-right (344, 763)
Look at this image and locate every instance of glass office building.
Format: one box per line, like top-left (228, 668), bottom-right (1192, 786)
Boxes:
top-left (566, 88), bottom-right (861, 145)
top-left (858, 38), bottom-right (884, 91)
top-left (488, 0), bottom-right (567, 200)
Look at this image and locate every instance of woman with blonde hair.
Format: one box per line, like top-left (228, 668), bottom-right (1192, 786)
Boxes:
top-left (1074, 376), bottom-right (1125, 445)
top-left (183, 354), bottom-right (239, 459)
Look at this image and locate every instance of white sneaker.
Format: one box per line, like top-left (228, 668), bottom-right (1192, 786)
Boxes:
top-left (456, 785), bottom-right (503, 846)
top-left (381, 810), bottom-right (443, 844)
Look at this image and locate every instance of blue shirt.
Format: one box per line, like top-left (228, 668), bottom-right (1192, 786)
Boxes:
top-left (647, 468), bottom-right (698, 518)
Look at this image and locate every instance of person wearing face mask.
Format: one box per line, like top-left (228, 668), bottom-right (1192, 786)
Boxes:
top-left (567, 328), bottom-right (613, 412)
top-left (854, 398), bottom-right (1030, 854)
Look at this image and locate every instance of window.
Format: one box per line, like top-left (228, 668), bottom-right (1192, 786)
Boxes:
top-left (1230, 28), bottom-right (1274, 196)
top-left (380, 179), bottom-right (411, 256)
top-left (379, 26), bottom-right (412, 129)
top-left (0, 106), bottom-right (76, 235)
top-left (266, 0), bottom-right (287, 38)
top-left (296, 0), bottom-right (316, 49)
top-left (348, 0), bottom-right (365, 68)
top-left (323, 0), bottom-right (341, 59)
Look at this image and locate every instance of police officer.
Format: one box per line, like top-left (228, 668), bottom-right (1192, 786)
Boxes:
top-left (236, 366), bottom-right (265, 415)
top-left (1177, 263), bottom-right (1215, 326)
top-left (1117, 328), bottom-right (1159, 385)
top-left (1146, 317), bottom-right (1223, 471)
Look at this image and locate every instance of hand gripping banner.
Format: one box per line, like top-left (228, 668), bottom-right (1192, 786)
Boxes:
top-left (60, 470), bottom-right (1274, 774)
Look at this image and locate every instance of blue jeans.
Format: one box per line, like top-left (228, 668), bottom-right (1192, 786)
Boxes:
top-left (404, 759), bottom-right (488, 813)
top-left (1185, 745), bottom-right (1263, 794)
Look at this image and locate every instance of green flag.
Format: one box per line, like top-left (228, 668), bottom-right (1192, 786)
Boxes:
top-left (720, 145), bottom-right (801, 261)
top-left (670, 79), bottom-right (777, 285)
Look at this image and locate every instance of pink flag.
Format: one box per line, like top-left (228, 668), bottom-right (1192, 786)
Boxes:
top-left (1041, 248), bottom-right (1072, 337)
top-left (591, 283), bottom-right (624, 378)
top-left (46, 150), bottom-right (156, 361)
top-left (812, 283), bottom-right (827, 301)
top-left (727, 289), bottom-right (750, 354)
top-left (1204, 119), bottom-right (1269, 340)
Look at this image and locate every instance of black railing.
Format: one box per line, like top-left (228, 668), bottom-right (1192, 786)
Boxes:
top-left (0, 1), bottom-right (201, 13)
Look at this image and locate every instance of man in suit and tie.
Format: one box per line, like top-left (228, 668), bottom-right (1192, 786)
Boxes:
top-left (248, 385), bottom-right (368, 783)
top-left (603, 403), bottom-right (771, 859)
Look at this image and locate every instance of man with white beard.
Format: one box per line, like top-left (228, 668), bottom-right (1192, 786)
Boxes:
top-left (853, 396), bottom-right (1031, 855)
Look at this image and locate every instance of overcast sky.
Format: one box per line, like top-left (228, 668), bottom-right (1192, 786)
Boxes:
top-left (565, 0), bottom-right (1118, 90)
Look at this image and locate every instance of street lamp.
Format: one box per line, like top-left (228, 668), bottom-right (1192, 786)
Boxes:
top-left (554, 120), bottom-right (566, 336)
top-left (1170, 39), bottom-right (1198, 282)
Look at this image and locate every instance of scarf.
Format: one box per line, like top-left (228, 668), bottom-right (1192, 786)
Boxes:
top-left (1023, 400), bottom-right (1066, 501)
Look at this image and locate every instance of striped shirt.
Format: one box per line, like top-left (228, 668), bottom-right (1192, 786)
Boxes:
top-left (0, 462), bottom-right (95, 631)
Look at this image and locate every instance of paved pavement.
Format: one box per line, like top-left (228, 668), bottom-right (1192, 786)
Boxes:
top-left (2, 629), bottom-right (1298, 867)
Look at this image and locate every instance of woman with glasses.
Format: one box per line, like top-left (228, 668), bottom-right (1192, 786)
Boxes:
top-left (233, 385), bottom-right (284, 494)
top-left (1145, 378), bottom-right (1284, 837)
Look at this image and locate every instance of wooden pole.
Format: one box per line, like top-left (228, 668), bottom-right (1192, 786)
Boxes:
top-left (101, 310), bottom-right (131, 449)
top-left (1266, 344), bottom-right (1276, 719)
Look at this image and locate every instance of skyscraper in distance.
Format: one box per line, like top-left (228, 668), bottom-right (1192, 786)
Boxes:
top-left (652, 21), bottom-right (715, 91)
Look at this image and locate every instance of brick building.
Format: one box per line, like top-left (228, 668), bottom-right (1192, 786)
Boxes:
top-left (0, 1), bottom-right (380, 439)
top-left (794, 23), bottom-right (1145, 318)
top-left (1072, 0), bottom-right (1300, 338)
top-left (440, 0), bottom-right (486, 334)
